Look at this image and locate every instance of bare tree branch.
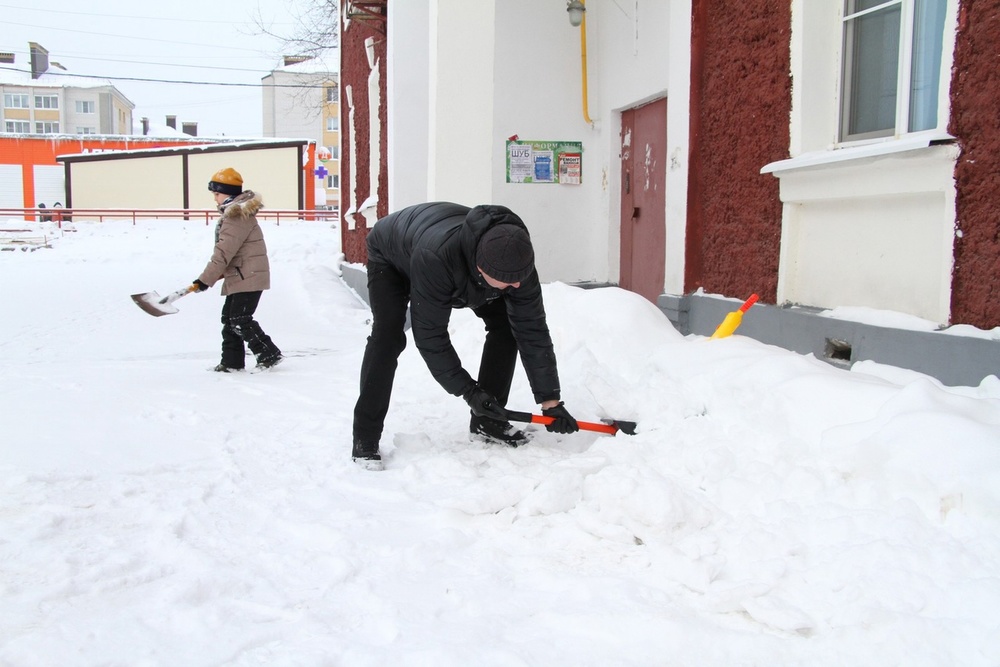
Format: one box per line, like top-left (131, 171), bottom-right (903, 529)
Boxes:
top-left (249, 0), bottom-right (340, 59)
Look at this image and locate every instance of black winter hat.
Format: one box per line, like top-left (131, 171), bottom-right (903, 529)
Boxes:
top-left (476, 224), bottom-right (535, 284)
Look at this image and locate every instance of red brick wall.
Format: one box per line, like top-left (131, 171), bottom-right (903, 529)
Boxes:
top-left (686, 1), bottom-right (791, 303)
top-left (339, 2), bottom-right (389, 264)
top-left (949, 1), bottom-right (1000, 329)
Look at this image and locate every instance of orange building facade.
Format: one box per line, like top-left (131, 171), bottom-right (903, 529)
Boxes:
top-left (0, 135), bottom-right (212, 211)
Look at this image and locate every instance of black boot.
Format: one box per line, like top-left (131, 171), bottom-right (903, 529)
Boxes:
top-left (212, 363), bottom-right (243, 372)
top-left (470, 415), bottom-right (528, 447)
top-left (352, 439), bottom-right (383, 470)
top-left (254, 353), bottom-right (283, 371)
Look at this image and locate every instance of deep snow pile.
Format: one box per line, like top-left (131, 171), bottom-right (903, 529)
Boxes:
top-left (1, 219), bottom-right (999, 666)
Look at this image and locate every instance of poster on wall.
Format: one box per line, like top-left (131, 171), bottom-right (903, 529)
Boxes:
top-left (505, 140), bottom-right (582, 184)
top-left (533, 150), bottom-right (554, 182)
top-left (558, 152), bottom-right (581, 184)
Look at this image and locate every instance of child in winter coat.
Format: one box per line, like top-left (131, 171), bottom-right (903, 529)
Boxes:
top-left (192, 167), bottom-right (282, 372)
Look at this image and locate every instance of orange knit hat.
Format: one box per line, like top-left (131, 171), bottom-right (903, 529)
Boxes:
top-left (208, 167), bottom-right (243, 196)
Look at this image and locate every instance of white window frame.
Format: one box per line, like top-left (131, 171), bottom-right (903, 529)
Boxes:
top-left (75, 100), bottom-right (96, 114)
top-left (326, 116), bottom-right (339, 131)
top-left (839, 0), bottom-right (948, 143)
top-left (35, 121), bottom-right (60, 134)
top-left (5, 120), bottom-right (31, 133)
top-left (34, 94), bottom-right (59, 110)
top-left (4, 93), bottom-right (29, 108)
top-left (76, 127), bottom-right (97, 134)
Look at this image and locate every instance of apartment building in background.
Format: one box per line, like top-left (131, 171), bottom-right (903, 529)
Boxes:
top-left (1, 42), bottom-right (325, 214)
top-left (262, 51), bottom-right (339, 210)
top-left (0, 43), bottom-right (134, 136)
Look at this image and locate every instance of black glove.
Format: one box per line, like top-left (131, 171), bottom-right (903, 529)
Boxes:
top-left (192, 279), bottom-right (209, 292)
top-left (542, 401), bottom-right (579, 434)
top-left (462, 382), bottom-right (508, 422)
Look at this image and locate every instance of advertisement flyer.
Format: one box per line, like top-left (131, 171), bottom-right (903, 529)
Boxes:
top-left (508, 142), bottom-right (534, 183)
top-left (533, 150), bottom-right (554, 182)
top-left (558, 152), bottom-right (581, 184)
top-left (505, 140), bottom-right (582, 184)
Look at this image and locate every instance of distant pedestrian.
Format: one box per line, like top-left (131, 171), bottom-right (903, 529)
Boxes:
top-left (190, 168), bottom-right (282, 372)
top-left (38, 203), bottom-right (50, 222)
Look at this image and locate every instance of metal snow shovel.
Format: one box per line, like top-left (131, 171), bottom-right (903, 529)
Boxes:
top-left (131, 284), bottom-right (198, 317)
top-left (504, 409), bottom-right (638, 436)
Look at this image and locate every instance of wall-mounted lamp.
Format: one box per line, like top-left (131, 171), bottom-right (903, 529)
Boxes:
top-left (566, 0), bottom-right (586, 27)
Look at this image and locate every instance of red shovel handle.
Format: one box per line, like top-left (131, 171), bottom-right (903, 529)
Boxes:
top-left (529, 414), bottom-right (619, 435)
top-left (505, 410), bottom-right (629, 436)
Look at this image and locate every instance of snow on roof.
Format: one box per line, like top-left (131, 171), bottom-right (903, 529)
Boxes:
top-left (0, 65), bottom-right (119, 90)
top-left (54, 137), bottom-right (312, 161)
top-left (139, 123), bottom-right (193, 139)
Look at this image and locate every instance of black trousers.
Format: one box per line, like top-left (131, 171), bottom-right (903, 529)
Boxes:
top-left (220, 291), bottom-right (281, 368)
top-left (352, 262), bottom-right (518, 444)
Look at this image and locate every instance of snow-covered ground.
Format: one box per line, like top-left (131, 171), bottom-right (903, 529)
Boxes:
top-left (2, 218), bottom-right (999, 666)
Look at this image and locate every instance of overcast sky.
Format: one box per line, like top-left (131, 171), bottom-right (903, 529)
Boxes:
top-left (0, 1), bottom-right (324, 137)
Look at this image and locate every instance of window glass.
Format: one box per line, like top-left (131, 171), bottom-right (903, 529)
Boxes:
top-left (909, 0), bottom-right (946, 131)
top-left (4, 93), bottom-right (29, 108)
top-left (841, 0), bottom-right (947, 142)
top-left (34, 95), bottom-right (59, 109)
top-left (842, 1), bottom-right (901, 139)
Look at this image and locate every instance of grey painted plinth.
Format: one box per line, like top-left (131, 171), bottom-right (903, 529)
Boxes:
top-left (341, 261), bottom-right (998, 388)
top-left (341, 262), bottom-right (369, 304)
top-left (659, 293), bottom-right (1000, 388)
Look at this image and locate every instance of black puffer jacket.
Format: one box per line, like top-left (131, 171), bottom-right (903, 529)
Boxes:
top-left (366, 202), bottom-right (561, 403)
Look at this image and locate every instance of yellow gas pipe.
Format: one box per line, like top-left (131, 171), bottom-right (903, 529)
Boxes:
top-left (579, 0), bottom-right (593, 125)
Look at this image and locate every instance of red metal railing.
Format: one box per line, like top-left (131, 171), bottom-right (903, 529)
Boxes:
top-left (0, 208), bottom-right (339, 227)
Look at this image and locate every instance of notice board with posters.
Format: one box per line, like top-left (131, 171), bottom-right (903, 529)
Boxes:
top-left (505, 139), bottom-right (582, 184)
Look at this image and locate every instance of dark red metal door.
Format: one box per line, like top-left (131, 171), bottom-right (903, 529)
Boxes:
top-left (619, 98), bottom-right (667, 303)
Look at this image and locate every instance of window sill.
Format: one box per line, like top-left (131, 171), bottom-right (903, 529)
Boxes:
top-left (761, 131), bottom-right (955, 176)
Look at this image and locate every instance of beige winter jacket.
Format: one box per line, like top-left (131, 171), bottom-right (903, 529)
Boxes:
top-left (198, 191), bottom-right (271, 295)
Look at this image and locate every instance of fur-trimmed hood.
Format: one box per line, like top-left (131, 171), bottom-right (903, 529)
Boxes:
top-left (219, 190), bottom-right (263, 219)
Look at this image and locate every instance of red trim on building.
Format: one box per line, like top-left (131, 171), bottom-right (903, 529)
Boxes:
top-left (948, 1), bottom-right (1000, 329)
top-left (0, 136), bottom-right (206, 209)
top-left (339, 0), bottom-right (389, 265)
top-left (686, 0), bottom-right (791, 304)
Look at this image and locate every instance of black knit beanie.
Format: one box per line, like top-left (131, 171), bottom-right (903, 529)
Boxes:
top-left (476, 224), bottom-right (535, 283)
